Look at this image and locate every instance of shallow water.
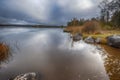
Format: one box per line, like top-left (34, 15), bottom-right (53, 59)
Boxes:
top-left (0, 27), bottom-right (120, 80)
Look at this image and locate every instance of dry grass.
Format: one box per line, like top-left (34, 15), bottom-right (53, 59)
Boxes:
top-left (0, 43), bottom-right (10, 62)
top-left (65, 21), bottom-right (101, 34)
top-left (82, 21), bottom-right (101, 34)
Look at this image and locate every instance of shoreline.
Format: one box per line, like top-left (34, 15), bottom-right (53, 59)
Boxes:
top-left (64, 27), bottom-right (120, 47)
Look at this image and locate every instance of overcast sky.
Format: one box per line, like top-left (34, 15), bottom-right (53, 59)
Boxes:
top-left (0, 0), bottom-right (102, 25)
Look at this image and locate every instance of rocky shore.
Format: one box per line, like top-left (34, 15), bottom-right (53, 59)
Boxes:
top-left (10, 72), bottom-right (41, 80)
top-left (71, 33), bottom-right (120, 48)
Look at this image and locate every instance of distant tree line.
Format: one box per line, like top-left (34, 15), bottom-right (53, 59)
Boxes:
top-left (99, 0), bottom-right (120, 28)
top-left (66, 17), bottom-right (101, 34)
top-left (67, 17), bottom-right (99, 26)
top-left (67, 18), bottom-right (85, 26)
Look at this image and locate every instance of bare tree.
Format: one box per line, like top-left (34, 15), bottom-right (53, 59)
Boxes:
top-left (99, 0), bottom-right (110, 23)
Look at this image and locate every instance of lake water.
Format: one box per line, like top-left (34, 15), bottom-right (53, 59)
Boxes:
top-left (0, 27), bottom-right (120, 80)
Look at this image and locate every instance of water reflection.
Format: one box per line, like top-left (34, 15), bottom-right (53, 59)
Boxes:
top-left (70, 32), bottom-right (120, 80)
top-left (0, 28), bottom-right (119, 80)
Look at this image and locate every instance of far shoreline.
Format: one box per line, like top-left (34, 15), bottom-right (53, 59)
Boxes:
top-left (0, 24), bottom-right (65, 28)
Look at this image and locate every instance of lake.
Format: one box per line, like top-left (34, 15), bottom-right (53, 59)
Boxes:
top-left (0, 27), bottom-right (120, 80)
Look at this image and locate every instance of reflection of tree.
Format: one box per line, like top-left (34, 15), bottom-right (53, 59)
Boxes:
top-left (104, 55), bottom-right (120, 80)
top-left (69, 34), bottom-right (78, 48)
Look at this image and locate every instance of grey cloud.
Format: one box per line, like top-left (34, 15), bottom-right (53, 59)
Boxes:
top-left (6, 0), bottom-right (52, 23)
top-left (0, 0), bottom-right (103, 25)
top-left (0, 17), bottom-right (30, 24)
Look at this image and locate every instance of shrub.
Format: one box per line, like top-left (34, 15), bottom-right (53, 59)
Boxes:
top-left (0, 43), bottom-right (10, 62)
top-left (82, 20), bottom-right (101, 34)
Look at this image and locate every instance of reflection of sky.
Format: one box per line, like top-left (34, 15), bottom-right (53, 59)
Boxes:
top-left (0, 28), bottom-right (31, 36)
top-left (0, 28), bottom-right (109, 80)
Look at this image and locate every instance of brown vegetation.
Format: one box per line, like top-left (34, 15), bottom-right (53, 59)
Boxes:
top-left (65, 20), bottom-right (101, 35)
top-left (82, 20), bottom-right (101, 34)
top-left (0, 43), bottom-right (10, 62)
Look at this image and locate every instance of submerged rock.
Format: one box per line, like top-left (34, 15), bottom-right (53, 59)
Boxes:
top-left (13, 72), bottom-right (41, 80)
top-left (107, 35), bottom-right (120, 48)
top-left (95, 38), bottom-right (101, 44)
top-left (84, 36), bottom-right (95, 43)
top-left (72, 33), bottom-right (82, 41)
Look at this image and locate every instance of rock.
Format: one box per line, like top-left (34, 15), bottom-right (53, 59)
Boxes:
top-left (84, 36), bottom-right (95, 43)
top-left (107, 35), bottom-right (120, 48)
top-left (95, 38), bottom-right (101, 44)
top-left (13, 72), bottom-right (41, 80)
top-left (72, 33), bottom-right (82, 41)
